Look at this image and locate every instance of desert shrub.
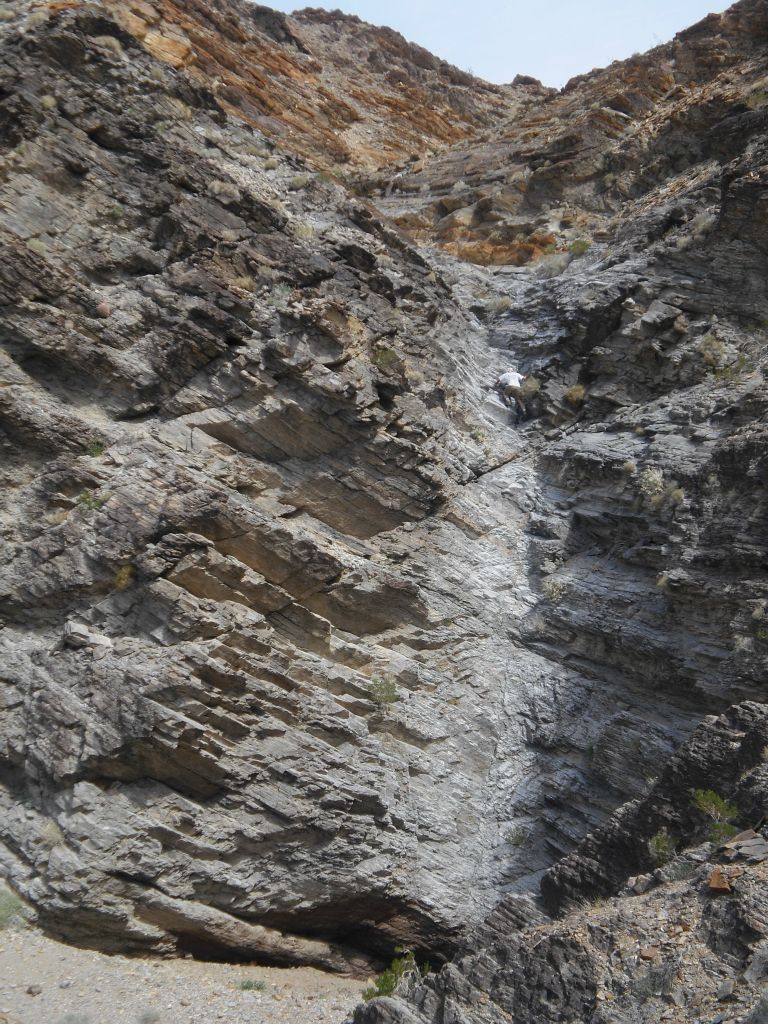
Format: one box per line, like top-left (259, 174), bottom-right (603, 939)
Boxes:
top-left (698, 333), bottom-right (727, 368)
top-left (692, 788), bottom-right (738, 842)
top-left (490, 296), bottom-right (512, 314)
top-left (92, 35), bottom-right (123, 55)
top-left (569, 238), bottom-right (591, 256)
top-left (267, 283), bottom-right (292, 307)
top-left (208, 179), bottom-right (240, 203)
top-left (264, 158), bottom-right (279, 170)
top-left (534, 253), bottom-right (571, 279)
top-left (622, 460), bottom-right (637, 475)
top-left (541, 578), bottom-right (566, 603)
top-left (710, 822), bottom-right (739, 844)
top-left (293, 222), bottom-right (315, 240)
top-left (713, 354), bottom-right (752, 381)
top-left (77, 489), bottom-right (106, 511)
top-left (638, 467), bottom-right (665, 498)
top-left (367, 676), bottom-right (399, 707)
top-left (26, 238), bottom-right (48, 256)
top-left (231, 275), bottom-right (255, 291)
top-left (648, 829), bottom-right (676, 866)
top-left (239, 979), bottom-right (266, 991)
top-left (693, 788), bottom-right (737, 822)
top-left (564, 383), bottom-right (586, 407)
top-left (372, 347), bottom-right (400, 372)
top-left (39, 94), bottom-right (57, 110)
top-left (363, 948), bottom-right (427, 1002)
top-left (521, 375), bottom-right (541, 396)
top-left (289, 174), bottom-right (311, 190)
top-left (87, 443), bottom-right (104, 457)
top-left (112, 565), bottom-right (134, 591)
top-left (0, 882), bottom-right (26, 929)
top-left (669, 487), bottom-right (685, 505)
top-left (504, 826), bottom-right (530, 848)
top-left (746, 90), bottom-right (768, 109)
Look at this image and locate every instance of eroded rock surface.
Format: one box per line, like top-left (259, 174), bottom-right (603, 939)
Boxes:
top-left (0, 0), bottom-right (767, 1019)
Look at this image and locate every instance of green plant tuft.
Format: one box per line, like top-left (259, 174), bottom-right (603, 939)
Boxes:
top-left (569, 238), bottom-right (591, 257)
top-left (239, 979), bottom-right (266, 991)
top-left (746, 90), bottom-right (768, 110)
top-left (362, 948), bottom-right (427, 1002)
top-left (709, 822), bottom-right (739, 845)
top-left (367, 676), bottom-right (399, 708)
top-left (372, 347), bottom-right (400, 373)
top-left (692, 789), bottom-right (738, 844)
top-left (0, 881), bottom-right (27, 929)
top-left (648, 829), bottom-right (676, 866)
top-left (77, 489), bottom-right (107, 511)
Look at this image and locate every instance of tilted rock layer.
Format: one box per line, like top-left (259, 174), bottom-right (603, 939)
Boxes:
top-left (0, 0), bottom-right (767, 1020)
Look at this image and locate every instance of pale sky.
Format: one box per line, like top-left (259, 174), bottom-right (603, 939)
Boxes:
top-left (266, 1), bottom-right (728, 87)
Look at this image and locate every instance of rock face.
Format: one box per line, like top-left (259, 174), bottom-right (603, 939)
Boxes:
top-left (0, 0), bottom-right (767, 1019)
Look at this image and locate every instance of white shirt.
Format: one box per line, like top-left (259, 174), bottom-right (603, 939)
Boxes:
top-left (498, 371), bottom-right (524, 388)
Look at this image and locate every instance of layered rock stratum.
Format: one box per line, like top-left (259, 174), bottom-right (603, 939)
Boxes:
top-left (0, 1), bottom-right (767, 1021)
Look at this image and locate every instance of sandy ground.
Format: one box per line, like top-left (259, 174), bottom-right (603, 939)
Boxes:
top-left (0, 927), bottom-right (366, 1024)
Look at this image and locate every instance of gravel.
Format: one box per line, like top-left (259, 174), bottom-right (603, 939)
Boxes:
top-left (0, 927), bottom-right (365, 1024)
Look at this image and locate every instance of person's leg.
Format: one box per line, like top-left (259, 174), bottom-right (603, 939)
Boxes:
top-left (505, 385), bottom-right (526, 422)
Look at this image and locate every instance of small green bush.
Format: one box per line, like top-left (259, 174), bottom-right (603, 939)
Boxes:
top-left (692, 789), bottom-right (738, 844)
top-left (239, 979), bottom-right (266, 991)
top-left (0, 882), bottom-right (26, 929)
top-left (709, 822), bottom-right (739, 845)
top-left (648, 829), bottom-right (676, 866)
top-left (746, 90), bottom-right (768, 110)
top-left (490, 296), bottom-right (512, 314)
top-left (289, 174), bottom-right (311, 190)
top-left (362, 948), bottom-right (427, 1002)
top-left (713, 354), bottom-right (752, 381)
top-left (698, 333), bottom-right (727, 368)
top-left (367, 676), bottom-right (399, 707)
top-left (372, 347), bottom-right (400, 373)
top-left (569, 238), bottom-right (591, 257)
top-left (77, 489), bottom-right (106, 511)
top-left (87, 443), bottom-right (104, 457)
top-left (267, 283), bottom-right (292, 307)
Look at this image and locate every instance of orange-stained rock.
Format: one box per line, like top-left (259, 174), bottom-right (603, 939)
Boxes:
top-left (708, 866), bottom-right (733, 894)
top-left (142, 29), bottom-right (193, 67)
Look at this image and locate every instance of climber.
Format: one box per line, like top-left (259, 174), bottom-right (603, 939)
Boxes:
top-left (495, 367), bottom-right (528, 422)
